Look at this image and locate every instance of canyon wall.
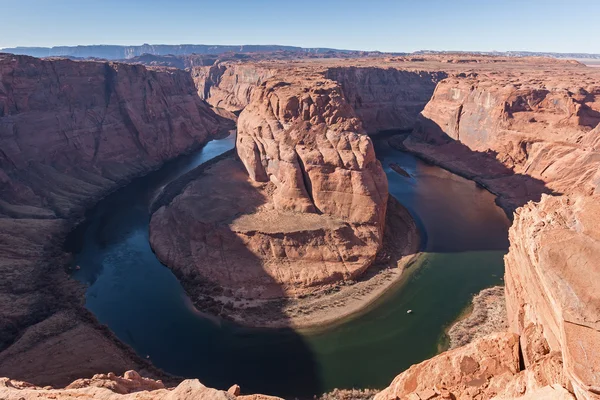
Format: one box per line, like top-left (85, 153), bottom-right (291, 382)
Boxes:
top-left (191, 63), bottom-right (276, 112)
top-left (403, 72), bottom-right (600, 212)
top-left (0, 53), bottom-right (231, 385)
top-left (325, 66), bottom-right (447, 133)
top-left (505, 194), bottom-right (600, 400)
top-left (379, 63), bottom-right (600, 399)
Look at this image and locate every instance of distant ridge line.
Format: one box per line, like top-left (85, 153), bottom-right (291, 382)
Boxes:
top-left (2, 44), bottom-right (600, 60)
top-left (0, 44), bottom-right (361, 60)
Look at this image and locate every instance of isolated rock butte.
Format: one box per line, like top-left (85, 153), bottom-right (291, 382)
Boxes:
top-left (0, 53), bottom-right (231, 385)
top-left (151, 67), bottom-right (390, 299)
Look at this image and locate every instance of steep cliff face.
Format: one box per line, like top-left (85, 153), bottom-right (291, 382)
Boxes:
top-left (403, 72), bottom-right (600, 212)
top-left (0, 54), bottom-right (230, 385)
top-left (191, 64), bottom-right (276, 112)
top-left (0, 54), bottom-right (229, 217)
top-left (505, 194), bottom-right (600, 400)
top-left (379, 65), bottom-right (600, 400)
top-left (325, 66), bottom-right (447, 133)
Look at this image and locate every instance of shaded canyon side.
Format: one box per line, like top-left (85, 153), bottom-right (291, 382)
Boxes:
top-left (0, 53), bottom-right (233, 386)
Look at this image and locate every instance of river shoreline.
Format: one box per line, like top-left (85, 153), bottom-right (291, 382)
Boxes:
top-left (444, 286), bottom-right (508, 350)
top-left (157, 186), bottom-right (422, 330)
top-left (387, 134), bottom-right (520, 219)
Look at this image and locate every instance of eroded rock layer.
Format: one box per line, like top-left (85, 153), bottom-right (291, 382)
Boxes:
top-left (151, 65), bottom-right (392, 303)
top-left (505, 194), bottom-right (600, 400)
top-left (0, 54), bottom-right (230, 385)
top-left (402, 68), bottom-right (600, 212)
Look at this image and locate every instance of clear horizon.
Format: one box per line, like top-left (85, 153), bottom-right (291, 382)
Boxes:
top-left (2, 0), bottom-right (599, 54)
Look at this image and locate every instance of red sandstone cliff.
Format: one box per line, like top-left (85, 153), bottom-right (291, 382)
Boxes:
top-left (324, 66), bottom-right (447, 133)
top-left (379, 62), bottom-right (600, 400)
top-left (0, 54), bottom-right (231, 385)
top-left (191, 63), bottom-right (276, 112)
top-left (402, 71), bottom-right (600, 212)
top-left (505, 194), bottom-right (600, 400)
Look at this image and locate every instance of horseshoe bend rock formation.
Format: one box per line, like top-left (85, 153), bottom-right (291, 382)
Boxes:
top-left (150, 68), bottom-right (392, 305)
top-left (0, 53), bottom-right (231, 384)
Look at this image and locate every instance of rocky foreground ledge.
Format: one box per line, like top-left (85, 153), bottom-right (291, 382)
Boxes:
top-left (0, 370), bottom-right (282, 400)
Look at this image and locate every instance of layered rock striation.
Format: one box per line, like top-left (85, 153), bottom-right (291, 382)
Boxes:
top-left (505, 194), bottom-right (600, 400)
top-left (0, 53), bottom-right (231, 385)
top-left (150, 65), bottom-right (394, 308)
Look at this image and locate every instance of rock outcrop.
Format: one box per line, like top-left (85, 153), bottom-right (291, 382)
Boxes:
top-left (0, 53), bottom-right (231, 385)
top-left (0, 370), bottom-right (282, 400)
top-left (375, 332), bottom-right (574, 400)
top-left (505, 194), bottom-right (600, 400)
top-left (150, 64), bottom-right (394, 312)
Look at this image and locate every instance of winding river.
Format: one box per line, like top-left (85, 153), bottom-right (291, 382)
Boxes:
top-left (66, 132), bottom-right (510, 398)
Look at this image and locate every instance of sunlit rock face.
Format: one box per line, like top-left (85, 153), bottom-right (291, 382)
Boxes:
top-left (405, 72), bottom-right (600, 212)
top-left (505, 194), bottom-right (600, 400)
top-left (151, 67), bottom-right (391, 301)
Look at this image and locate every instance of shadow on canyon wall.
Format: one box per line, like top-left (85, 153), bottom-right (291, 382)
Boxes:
top-left (65, 150), bottom-right (324, 398)
top-left (393, 116), bottom-right (555, 217)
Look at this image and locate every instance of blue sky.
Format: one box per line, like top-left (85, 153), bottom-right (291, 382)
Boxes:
top-left (1, 0), bottom-right (598, 53)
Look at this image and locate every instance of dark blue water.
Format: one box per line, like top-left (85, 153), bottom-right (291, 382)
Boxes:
top-left (67, 133), bottom-right (510, 398)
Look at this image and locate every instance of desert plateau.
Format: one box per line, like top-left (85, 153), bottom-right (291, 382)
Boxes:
top-left (1, 2), bottom-right (600, 399)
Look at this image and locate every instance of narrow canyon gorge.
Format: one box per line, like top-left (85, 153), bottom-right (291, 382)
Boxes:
top-left (0, 52), bottom-right (598, 400)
